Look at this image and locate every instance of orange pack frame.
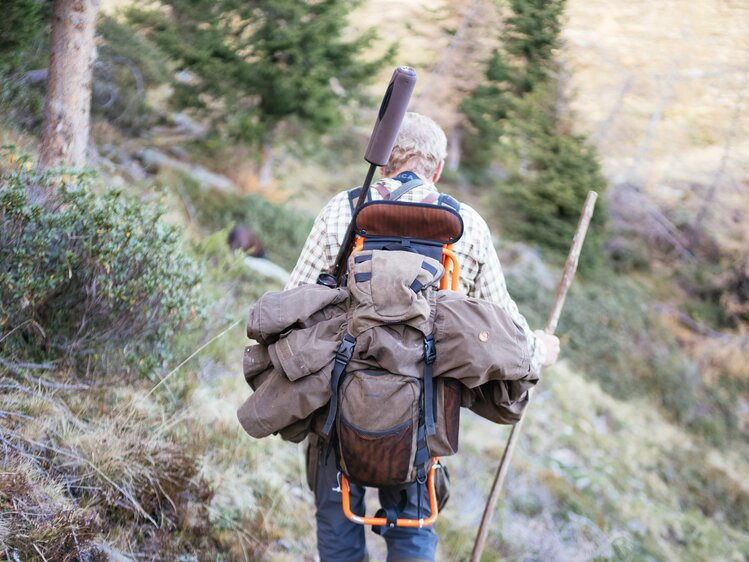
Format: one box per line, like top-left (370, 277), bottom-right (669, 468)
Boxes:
top-left (341, 200), bottom-right (463, 528)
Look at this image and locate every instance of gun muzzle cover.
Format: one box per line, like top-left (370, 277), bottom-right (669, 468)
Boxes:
top-left (364, 66), bottom-right (417, 166)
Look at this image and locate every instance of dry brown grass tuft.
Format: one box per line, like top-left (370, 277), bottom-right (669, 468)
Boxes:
top-left (0, 369), bottom-right (269, 559)
top-left (49, 413), bottom-right (204, 526)
top-left (695, 336), bottom-right (749, 384)
top-left (0, 456), bottom-right (104, 561)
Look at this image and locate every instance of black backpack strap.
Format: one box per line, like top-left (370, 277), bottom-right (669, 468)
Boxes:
top-left (437, 193), bottom-right (461, 212)
top-left (347, 186), bottom-right (373, 215)
top-left (371, 490), bottom-right (409, 536)
top-left (423, 335), bottom-right (437, 436)
top-left (413, 420), bottom-right (431, 520)
top-left (321, 333), bottom-right (357, 436)
top-left (347, 187), bottom-right (359, 215)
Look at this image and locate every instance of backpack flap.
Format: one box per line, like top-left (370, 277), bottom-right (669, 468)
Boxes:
top-left (347, 249), bottom-right (443, 337)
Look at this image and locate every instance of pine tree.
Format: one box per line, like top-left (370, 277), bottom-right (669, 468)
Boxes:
top-left (38, 0), bottom-right (100, 170)
top-left (461, 0), bottom-right (607, 270)
top-left (503, 0), bottom-right (565, 94)
top-left (459, 47), bottom-right (515, 172)
top-left (128, 0), bottom-right (393, 149)
top-left (502, 85), bottom-right (607, 270)
top-left (0, 0), bottom-right (46, 74)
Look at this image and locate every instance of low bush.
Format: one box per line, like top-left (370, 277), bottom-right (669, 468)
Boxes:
top-left (0, 153), bottom-right (203, 376)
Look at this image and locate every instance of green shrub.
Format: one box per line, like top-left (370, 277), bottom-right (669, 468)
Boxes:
top-left (0, 0), bottom-right (46, 74)
top-left (0, 153), bottom-right (203, 376)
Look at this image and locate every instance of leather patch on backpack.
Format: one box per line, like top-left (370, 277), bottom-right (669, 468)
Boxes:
top-left (339, 417), bottom-right (413, 487)
top-left (426, 378), bottom-right (461, 457)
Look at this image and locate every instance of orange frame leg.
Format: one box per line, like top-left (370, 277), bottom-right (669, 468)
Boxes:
top-left (340, 459), bottom-right (441, 528)
top-left (341, 239), bottom-right (457, 529)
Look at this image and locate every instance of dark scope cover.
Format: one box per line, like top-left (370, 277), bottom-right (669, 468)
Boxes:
top-left (364, 66), bottom-right (417, 167)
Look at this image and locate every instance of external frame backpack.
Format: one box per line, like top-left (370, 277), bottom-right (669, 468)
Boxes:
top-left (321, 180), bottom-right (464, 529)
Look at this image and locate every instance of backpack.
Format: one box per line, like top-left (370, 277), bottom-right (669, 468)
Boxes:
top-left (320, 180), bottom-right (464, 514)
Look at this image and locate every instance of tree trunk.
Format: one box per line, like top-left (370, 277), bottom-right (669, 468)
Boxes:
top-left (38, 0), bottom-right (100, 170)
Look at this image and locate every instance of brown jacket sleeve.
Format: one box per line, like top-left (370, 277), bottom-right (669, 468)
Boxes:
top-left (247, 285), bottom-right (348, 344)
top-left (237, 365), bottom-right (332, 439)
top-left (462, 382), bottom-right (533, 424)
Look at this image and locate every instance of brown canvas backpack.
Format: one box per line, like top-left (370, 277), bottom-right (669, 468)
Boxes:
top-left (319, 182), bottom-right (464, 493)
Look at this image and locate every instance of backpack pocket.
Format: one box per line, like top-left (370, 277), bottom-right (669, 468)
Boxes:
top-left (337, 370), bottom-right (420, 487)
top-left (426, 378), bottom-right (461, 457)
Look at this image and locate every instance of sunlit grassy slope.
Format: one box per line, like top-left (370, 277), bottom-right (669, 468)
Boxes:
top-left (209, 345), bottom-right (749, 561)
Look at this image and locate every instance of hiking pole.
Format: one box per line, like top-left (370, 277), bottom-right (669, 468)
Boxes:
top-left (470, 191), bottom-right (599, 562)
top-left (317, 66), bottom-right (417, 288)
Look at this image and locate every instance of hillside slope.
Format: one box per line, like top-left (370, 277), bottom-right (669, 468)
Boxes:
top-left (3, 1), bottom-right (749, 560)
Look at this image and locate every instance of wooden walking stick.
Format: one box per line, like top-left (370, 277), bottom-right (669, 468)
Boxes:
top-left (470, 191), bottom-right (599, 562)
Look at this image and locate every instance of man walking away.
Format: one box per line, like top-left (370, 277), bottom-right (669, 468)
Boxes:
top-left (286, 112), bottom-right (560, 562)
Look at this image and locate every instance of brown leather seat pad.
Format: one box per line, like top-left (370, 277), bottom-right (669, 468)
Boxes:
top-left (354, 201), bottom-right (463, 244)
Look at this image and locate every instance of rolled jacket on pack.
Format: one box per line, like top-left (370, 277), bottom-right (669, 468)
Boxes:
top-left (238, 250), bottom-right (540, 443)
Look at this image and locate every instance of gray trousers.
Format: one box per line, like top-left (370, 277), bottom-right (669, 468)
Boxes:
top-left (311, 439), bottom-right (438, 562)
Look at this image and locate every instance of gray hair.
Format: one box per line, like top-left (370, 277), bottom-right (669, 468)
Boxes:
top-left (382, 112), bottom-right (447, 179)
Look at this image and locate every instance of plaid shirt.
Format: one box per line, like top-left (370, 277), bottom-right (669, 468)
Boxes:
top-left (286, 177), bottom-right (547, 375)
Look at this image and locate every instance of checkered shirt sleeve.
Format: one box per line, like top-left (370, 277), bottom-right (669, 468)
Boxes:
top-left (286, 180), bottom-right (547, 375)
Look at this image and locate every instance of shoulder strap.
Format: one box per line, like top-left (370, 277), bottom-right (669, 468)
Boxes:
top-left (437, 193), bottom-right (461, 212)
top-left (388, 178), bottom-right (423, 201)
top-left (348, 179), bottom-right (423, 213)
top-left (421, 192), bottom-right (438, 205)
top-left (347, 186), bottom-right (373, 215)
top-left (350, 183), bottom-right (461, 214)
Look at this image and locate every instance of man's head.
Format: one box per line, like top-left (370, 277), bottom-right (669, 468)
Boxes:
top-left (381, 112), bottom-right (447, 183)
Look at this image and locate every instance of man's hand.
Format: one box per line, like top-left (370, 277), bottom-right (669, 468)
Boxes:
top-left (534, 330), bottom-right (560, 367)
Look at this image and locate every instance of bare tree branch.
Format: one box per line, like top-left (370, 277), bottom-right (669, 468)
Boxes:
top-left (592, 75), bottom-right (633, 143)
top-left (690, 61), bottom-right (749, 243)
top-left (626, 60), bottom-right (679, 182)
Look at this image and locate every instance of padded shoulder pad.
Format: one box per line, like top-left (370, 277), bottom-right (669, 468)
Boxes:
top-left (347, 186), bottom-right (363, 215)
top-left (437, 193), bottom-right (460, 212)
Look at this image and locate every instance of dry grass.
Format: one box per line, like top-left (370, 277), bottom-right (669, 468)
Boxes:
top-left (0, 456), bottom-right (104, 561)
top-left (438, 363), bottom-right (749, 561)
top-left (0, 370), bottom-right (269, 560)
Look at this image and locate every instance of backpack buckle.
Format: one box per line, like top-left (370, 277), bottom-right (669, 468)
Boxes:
top-left (423, 335), bottom-right (436, 365)
top-left (335, 334), bottom-right (356, 365)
